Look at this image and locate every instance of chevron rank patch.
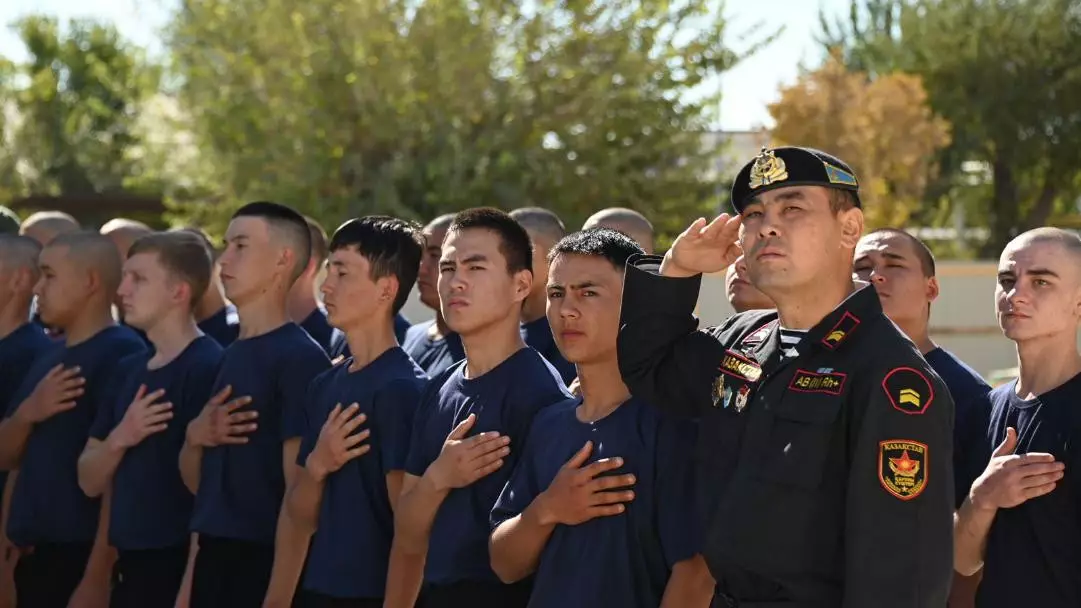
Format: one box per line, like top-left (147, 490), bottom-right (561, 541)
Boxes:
top-left (821, 311), bottom-right (860, 349)
top-left (882, 367), bottom-right (934, 415)
top-left (879, 440), bottom-right (928, 500)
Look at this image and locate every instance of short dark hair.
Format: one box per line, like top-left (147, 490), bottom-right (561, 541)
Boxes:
top-left (829, 188), bottom-right (859, 214)
top-left (868, 228), bottom-right (937, 277)
top-left (548, 227), bottom-right (644, 271)
top-left (128, 232), bottom-right (214, 307)
top-left (172, 226), bottom-right (218, 260)
top-left (232, 201), bottom-right (311, 281)
top-left (329, 216), bottom-right (424, 314)
top-left (304, 216), bottom-right (329, 266)
top-left (447, 207), bottom-right (533, 275)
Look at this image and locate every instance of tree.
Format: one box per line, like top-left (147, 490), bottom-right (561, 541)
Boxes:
top-left (818, 0), bottom-right (1081, 254)
top-left (5, 16), bottom-right (162, 198)
top-left (166, 0), bottom-right (766, 242)
top-left (768, 53), bottom-right (951, 229)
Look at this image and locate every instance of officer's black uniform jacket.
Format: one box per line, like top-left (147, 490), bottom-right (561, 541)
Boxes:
top-left (617, 256), bottom-right (954, 608)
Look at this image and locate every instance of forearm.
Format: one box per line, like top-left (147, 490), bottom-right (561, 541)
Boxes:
top-left (82, 490), bottom-right (117, 584)
top-left (0, 416), bottom-right (34, 470)
top-left (394, 472), bottom-right (450, 552)
top-left (660, 555), bottom-right (716, 608)
top-left (263, 509), bottom-right (311, 607)
top-left (383, 541), bottom-right (426, 608)
top-left (175, 534), bottom-right (198, 608)
top-left (489, 500), bottom-right (556, 583)
top-left (1, 471), bottom-right (16, 540)
top-left (954, 499), bottom-right (997, 576)
top-left (77, 439), bottom-right (126, 498)
top-left (285, 468), bottom-right (325, 533)
top-left (179, 441), bottom-right (203, 494)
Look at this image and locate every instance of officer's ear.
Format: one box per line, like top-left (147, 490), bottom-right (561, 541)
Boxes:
top-left (837, 207), bottom-right (863, 250)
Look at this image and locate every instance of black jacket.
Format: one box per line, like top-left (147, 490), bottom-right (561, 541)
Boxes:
top-left (617, 255), bottom-right (954, 608)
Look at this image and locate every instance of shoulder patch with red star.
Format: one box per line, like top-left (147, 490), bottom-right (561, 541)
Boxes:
top-left (878, 439), bottom-right (928, 500)
top-left (881, 366), bottom-right (934, 415)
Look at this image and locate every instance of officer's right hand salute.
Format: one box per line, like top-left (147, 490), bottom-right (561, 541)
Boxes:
top-left (660, 214), bottom-right (744, 278)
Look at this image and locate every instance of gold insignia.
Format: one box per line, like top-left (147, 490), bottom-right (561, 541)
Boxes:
top-left (748, 147), bottom-right (788, 189)
top-left (712, 374), bottom-right (725, 408)
top-left (882, 367), bottom-right (935, 415)
top-left (898, 388), bottom-right (921, 407)
top-left (734, 385), bottom-right (751, 412)
top-left (879, 440), bottom-right (928, 500)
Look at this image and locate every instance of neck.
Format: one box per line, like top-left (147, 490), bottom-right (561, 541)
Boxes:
top-left (521, 291), bottom-right (548, 324)
top-left (772, 277), bottom-right (853, 330)
top-left (345, 315), bottom-right (398, 371)
top-left (64, 303), bottom-right (116, 346)
top-left (195, 283), bottom-right (227, 323)
top-left (236, 290), bottom-right (290, 339)
top-left (1015, 334), bottom-right (1081, 398)
top-left (461, 316), bottom-right (526, 378)
top-left (897, 317), bottom-right (936, 355)
top-left (576, 357), bottom-right (631, 421)
top-left (287, 281), bottom-right (318, 324)
top-left (146, 313), bottom-right (202, 366)
top-left (0, 301), bottom-right (31, 340)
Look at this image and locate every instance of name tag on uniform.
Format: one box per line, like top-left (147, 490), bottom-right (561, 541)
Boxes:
top-left (788, 369), bottom-right (846, 396)
top-left (719, 350), bottom-right (762, 382)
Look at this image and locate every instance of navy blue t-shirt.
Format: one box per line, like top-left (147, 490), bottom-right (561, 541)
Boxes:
top-left (405, 348), bottom-right (570, 585)
top-left (327, 313), bottom-right (413, 362)
top-left (491, 397), bottom-right (698, 608)
top-left (301, 308), bottom-right (335, 355)
top-left (4, 325), bottom-right (146, 546)
top-left (520, 317), bottom-right (577, 386)
top-left (190, 323), bottom-right (331, 544)
top-left (198, 304), bottom-right (240, 348)
top-left (89, 337), bottom-right (224, 551)
top-left (0, 323), bottom-right (55, 490)
top-left (298, 348), bottom-right (427, 598)
top-left (924, 347), bottom-right (992, 507)
top-left (401, 320), bottom-right (464, 378)
top-left (967, 375), bottom-right (1081, 608)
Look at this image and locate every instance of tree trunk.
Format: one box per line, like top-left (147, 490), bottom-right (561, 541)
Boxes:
top-left (982, 157), bottom-right (1020, 257)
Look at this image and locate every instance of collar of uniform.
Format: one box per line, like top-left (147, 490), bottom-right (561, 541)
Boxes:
top-left (791, 284), bottom-right (881, 357)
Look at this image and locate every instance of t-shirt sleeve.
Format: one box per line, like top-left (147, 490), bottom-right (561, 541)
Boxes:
top-left (295, 378), bottom-right (324, 468)
top-left (374, 379), bottom-right (425, 474)
top-left (953, 391), bottom-right (992, 509)
top-left (654, 415), bottom-right (700, 567)
top-left (404, 380), bottom-right (442, 478)
top-left (180, 354), bottom-right (225, 430)
top-left (489, 424), bottom-right (544, 530)
top-left (88, 388), bottom-right (119, 441)
top-left (87, 355), bottom-right (142, 440)
top-left (281, 348), bottom-right (332, 440)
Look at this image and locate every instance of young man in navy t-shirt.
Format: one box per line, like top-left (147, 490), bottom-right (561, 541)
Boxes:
top-left (490, 228), bottom-right (712, 608)
top-left (0, 235), bottom-right (53, 606)
top-left (400, 214), bottom-right (466, 377)
top-left (509, 207), bottom-right (577, 385)
top-left (76, 231), bottom-right (224, 607)
top-left (287, 217), bottom-right (428, 608)
top-left (290, 216), bottom-right (334, 354)
top-left (0, 231), bottom-right (146, 607)
top-left (179, 202), bottom-right (331, 607)
top-left (387, 208), bottom-right (570, 608)
top-left (954, 228), bottom-right (1081, 608)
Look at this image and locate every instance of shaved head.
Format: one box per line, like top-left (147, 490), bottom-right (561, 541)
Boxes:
top-left (509, 207), bottom-right (566, 246)
top-left (582, 207), bottom-right (654, 254)
top-left (100, 217), bottom-right (153, 259)
top-left (0, 234), bottom-right (43, 279)
top-left (427, 213), bottom-right (456, 233)
top-left (48, 231), bottom-right (124, 296)
top-left (1006, 227), bottom-right (1081, 262)
top-left (20, 211), bottom-right (80, 245)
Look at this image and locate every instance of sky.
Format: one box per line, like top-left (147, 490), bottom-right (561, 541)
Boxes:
top-left (0, 0), bottom-right (849, 131)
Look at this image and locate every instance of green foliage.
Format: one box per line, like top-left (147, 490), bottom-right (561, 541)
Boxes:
top-left (5, 16), bottom-right (161, 199)
top-left (819, 0), bottom-right (1081, 255)
top-left (166, 0), bottom-right (755, 242)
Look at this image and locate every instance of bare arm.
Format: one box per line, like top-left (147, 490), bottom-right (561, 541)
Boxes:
top-left (178, 435), bottom-right (204, 494)
top-left (384, 474), bottom-right (432, 608)
top-left (264, 440), bottom-right (311, 608)
top-left (386, 470), bottom-right (404, 513)
top-left (660, 556), bottom-right (716, 608)
top-left (488, 500), bottom-right (556, 583)
top-left (77, 438), bottom-right (125, 498)
top-left (174, 534), bottom-right (198, 608)
top-left (953, 500), bottom-right (997, 576)
top-left (0, 417), bottom-right (36, 471)
top-left (73, 489), bottom-right (117, 601)
top-left (179, 386), bottom-right (257, 494)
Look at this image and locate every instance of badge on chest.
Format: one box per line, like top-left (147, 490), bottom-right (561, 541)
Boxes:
top-left (713, 350), bottom-right (762, 412)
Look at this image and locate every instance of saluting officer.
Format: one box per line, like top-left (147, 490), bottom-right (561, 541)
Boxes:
top-left (618, 146), bottom-right (954, 607)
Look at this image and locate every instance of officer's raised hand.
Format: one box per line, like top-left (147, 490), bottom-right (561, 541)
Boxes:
top-left (969, 427), bottom-right (1065, 510)
top-left (533, 441), bottom-right (636, 526)
top-left (660, 214), bottom-right (743, 278)
top-left (427, 413), bottom-right (511, 491)
top-left (306, 403), bottom-right (371, 482)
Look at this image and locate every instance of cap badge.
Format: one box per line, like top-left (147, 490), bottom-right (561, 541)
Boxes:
top-left (749, 147), bottom-right (788, 189)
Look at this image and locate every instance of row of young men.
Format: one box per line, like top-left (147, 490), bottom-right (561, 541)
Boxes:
top-left (616, 146), bottom-right (1079, 607)
top-left (0, 202), bottom-right (712, 608)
